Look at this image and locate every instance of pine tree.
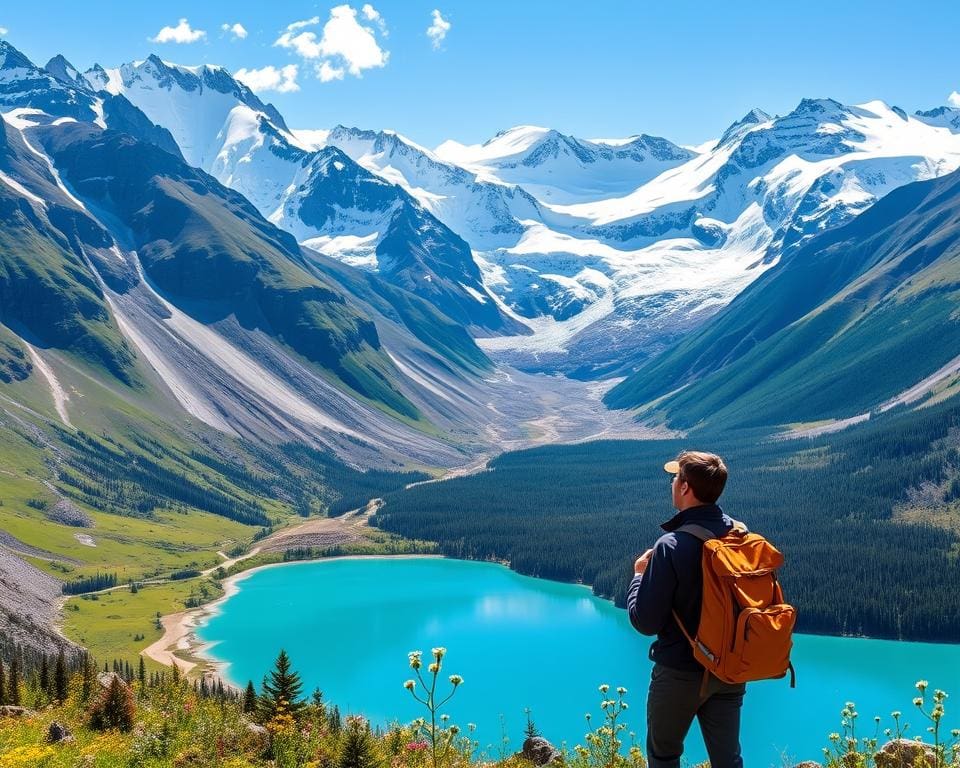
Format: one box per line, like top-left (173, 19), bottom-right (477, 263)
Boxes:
top-left (259, 649), bottom-right (304, 720)
top-left (329, 704), bottom-right (342, 734)
top-left (137, 656), bottom-right (146, 690)
top-left (81, 653), bottom-right (97, 703)
top-left (243, 680), bottom-right (257, 713)
top-left (524, 707), bottom-right (540, 739)
top-left (38, 653), bottom-right (49, 697)
top-left (8, 652), bottom-right (21, 706)
top-left (338, 716), bottom-right (381, 768)
top-left (0, 658), bottom-right (5, 705)
top-left (54, 649), bottom-right (68, 703)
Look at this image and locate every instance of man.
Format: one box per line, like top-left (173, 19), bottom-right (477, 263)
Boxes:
top-left (627, 450), bottom-right (745, 768)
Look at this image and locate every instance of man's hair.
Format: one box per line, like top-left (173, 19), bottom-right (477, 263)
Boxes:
top-left (676, 451), bottom-right (727, 503)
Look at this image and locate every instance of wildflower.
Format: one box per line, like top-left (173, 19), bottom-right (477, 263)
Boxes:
top-left (622, 702), bottom-right (629, 710)
top-left (916, 680), bottom-right (929, 692)
top-left (892, 711), bottom-right (902, 719)
top-left (406, 740), bottom-right (428, 752)
top-left (409, 651), bottom-right (423, 670)
top-left (617, 686), bottom-right (627, 695)
top-left (599, 684), bottom-right (610, 694)
top-left (432, 647), bottom-right (447, 660)
top-left (468, 723), bottom-right (476, 732)
top-left (404, 680), bottom-right (415, 691)
top-left (450, 725), bottom-right (460, 735)
top-left (429, 662), bottom-right (440, 673)
top-left (914, 697), bottom-right (924, 707)
top-left (449, 674), bottom-right (463, 686)
top-left (829, 733), bottom-right (841, 742)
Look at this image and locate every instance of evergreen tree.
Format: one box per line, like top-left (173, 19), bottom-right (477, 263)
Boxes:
top-left (138, 656), bottom-right (146, 690)
top-left (8, 652), bottom-right (21, 706)
top-left (524, 707), bottom-right (540, 739)
top-left (81, 653), bottom-right (97, 703)
top-left (259, 649), bottom-right (304, 720)
top-left (54, 649), bottom-right (68, 703)
top-left (329, 704), bottom-right (342, 734)
top-left (38, 653), bottom-right (49, 697)
top-left (171, 663), bottom-right (180, 685)
top-left (243, 680), bottom-right (257, 713)
top-left (338, 716), bottom-right (381, 768)
top-left (88, 676), bottom-right (135, 732)
top-left (0, 658), bottom-right (5, 705)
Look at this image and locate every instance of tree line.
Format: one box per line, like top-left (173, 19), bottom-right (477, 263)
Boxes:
top-left (373, 398), bottom-right (960, 642)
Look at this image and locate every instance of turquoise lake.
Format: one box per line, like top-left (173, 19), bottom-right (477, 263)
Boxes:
top-left (196, 557), bottom-right (960, 766)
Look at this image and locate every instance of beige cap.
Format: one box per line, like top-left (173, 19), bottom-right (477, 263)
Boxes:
top-left (663, 460), bottom-right (680, 474)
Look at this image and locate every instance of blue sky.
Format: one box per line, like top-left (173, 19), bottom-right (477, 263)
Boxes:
top-left (2, 1), bottom-right (959, 148)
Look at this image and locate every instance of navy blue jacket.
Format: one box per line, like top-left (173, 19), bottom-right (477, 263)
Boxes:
top-left (626, 504), bottom-right (738, 671)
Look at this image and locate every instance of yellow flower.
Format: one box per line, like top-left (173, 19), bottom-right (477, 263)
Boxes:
top-left (0, 745), bottom-right (55, 768)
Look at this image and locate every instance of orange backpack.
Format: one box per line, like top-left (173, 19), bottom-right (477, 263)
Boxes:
top-left (672, 521), bottom-right (796, 694)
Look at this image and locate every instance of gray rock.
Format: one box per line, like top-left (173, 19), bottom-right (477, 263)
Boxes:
top-left (97, 672), bottom-right (129, 691)
top-left (46, 498), bottom-right (93, 528)
top-left (0, 705), bottom-right (34, 718)
top-left (520, 736), bottom-right (561, 766)
top-left (47, 721), bottom-right (73, 743)
top-left (875, 738), bottom-right (937, 768)
top-left (791, 762), bottom-right (821, 768)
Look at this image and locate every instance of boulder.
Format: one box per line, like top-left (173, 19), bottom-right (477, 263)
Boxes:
top-left (875, 738), bottom-right (937, 768)
top-left (97, 671), bottom-right (129, 691)
top-left (0, 705), bottom-right (34, 718)
top-left (792, 762), bottom-right (821, 768)
top-left (520, 736), bottom-right (561, 766)
top-left (243, 719), bottom-right (270, 752)
top-left (47, 721), bottom-right (73, 743)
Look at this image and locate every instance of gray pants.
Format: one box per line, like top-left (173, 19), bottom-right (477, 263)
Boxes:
top-left (646, 663), bottom-right (746, 768)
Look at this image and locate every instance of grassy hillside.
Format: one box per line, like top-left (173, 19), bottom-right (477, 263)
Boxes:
top-left (604, 167), bottom-right (960, 429)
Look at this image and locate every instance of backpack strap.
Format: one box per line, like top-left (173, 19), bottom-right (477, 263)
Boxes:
top-left (676, 519), bottom-right (747, 541)
top-left (675, 523), bottom-right (717, 541)
top-left (672, 518), bottom-right (747, 698)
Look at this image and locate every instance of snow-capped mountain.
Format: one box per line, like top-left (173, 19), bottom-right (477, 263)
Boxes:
top-left (314, 125), bottom-right (543, 250)
top-left (82, 56), bottom-right (521, 334)
top-left (7, 39), bottom-right (960, 384)
top-left (0, 41), bottom-right (98, 122)
top-left (462, 99), bottom-right (960, 374)
top-left (436, 125), bottom-right (695, 204)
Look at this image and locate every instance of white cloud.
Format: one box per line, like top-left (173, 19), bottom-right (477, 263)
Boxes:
top-left (0, 27), bottom-right (8, 36)
top-left (150, 18), bottom-right (206, 44)
top-left (235, 64), bottom-right (300, 93)
top-left (317, 61), bottom-right (345, 82)
top-left (949, 91), bottom-right (960, 109)
top-left (221, 23), bottom-right (248, 40)
top-left (361, 4), bottom-right (388, 35)
top-left (275, 5), bottom-right (388, 80)
top-left (426, 9), bottom-right (450, 50)
top-left (287, 16), bottom-right (321, 31)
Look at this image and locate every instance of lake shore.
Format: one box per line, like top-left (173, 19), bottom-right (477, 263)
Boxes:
top-left (141, 553), bottom-right (447, 682)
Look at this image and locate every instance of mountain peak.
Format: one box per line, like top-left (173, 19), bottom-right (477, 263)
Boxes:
top-left (791, 97), bottom-right (847, 117)
top-left (0, 39), bottom-right (35, 71)
top-left (717, 108), bottom-right (772, 147)
top-left (45, 54), bottom-right (87, 89)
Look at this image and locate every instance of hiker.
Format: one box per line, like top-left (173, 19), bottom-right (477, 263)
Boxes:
top-left (627, 450), bottom-right (795, 768)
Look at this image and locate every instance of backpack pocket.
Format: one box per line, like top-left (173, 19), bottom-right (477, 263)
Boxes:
top-left (730, 604), bottom-right (796, 681)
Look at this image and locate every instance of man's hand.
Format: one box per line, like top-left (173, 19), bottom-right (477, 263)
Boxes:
top-left (634, 548), bottom-right (654, 576)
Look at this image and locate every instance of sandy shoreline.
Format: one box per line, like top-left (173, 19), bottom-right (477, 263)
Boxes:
top-left (140, 553), bottom-right (446, 684)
